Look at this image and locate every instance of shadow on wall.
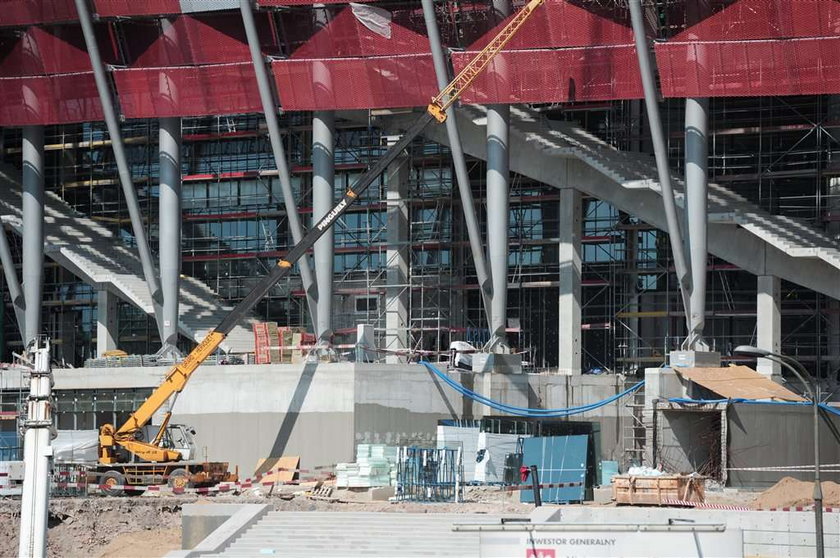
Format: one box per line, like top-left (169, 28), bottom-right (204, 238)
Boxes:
top-left (256, 361), bottom-right (319, 475)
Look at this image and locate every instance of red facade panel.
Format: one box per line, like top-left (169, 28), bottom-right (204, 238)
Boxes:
top-left (0, 26), bottom-right (94, 76)
top-left (468, 0), bottom-right (635, 51)
top-left (258, 1), bottom-right (371, 5)
top-left (113, 63), bottom-right (262, 118)
top-left (121, 15), bottom-right (254, 66)
top-left (656, 38), bottom-right (840, 98)
top-left (292, 7), bottom-right (429, 58)
top-left (672, 0), bottom-right (840, 41)
top-left (92, 0), bottom-right (182, 17)
top-left (0, 73), bottom-right (102, 125)
top-left (1, 0), bottom-right (77, 26)
top-left (271, 55), bottom-right (437, 111)
top-left (452, 46), bottom-right (644, 104)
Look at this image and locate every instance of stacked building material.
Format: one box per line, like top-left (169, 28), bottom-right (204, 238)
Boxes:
top-left (436, 424), bottom-right (480, 482)
top-left (335, 444), bottom-right (398, 488)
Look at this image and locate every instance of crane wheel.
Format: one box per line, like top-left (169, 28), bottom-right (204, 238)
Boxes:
top-left (100, 471), bottom-right (126, 496)
top-left (167, 468), bottom-right (193, 491)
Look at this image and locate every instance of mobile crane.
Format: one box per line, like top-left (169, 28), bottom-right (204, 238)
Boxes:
top-left (94, 0), bottom-right (545, 493)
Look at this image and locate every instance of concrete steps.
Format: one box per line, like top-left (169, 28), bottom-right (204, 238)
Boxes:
top-left (200, 511), bottom-right (510, 557)
top-left (0, 164), bottom-right (255, 354)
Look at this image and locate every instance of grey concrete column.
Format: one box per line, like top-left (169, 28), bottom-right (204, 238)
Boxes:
top-left (487, 105), bottom-right (510, 352)
top-left (756, 275), bottom-right (781, 378)
top-left (685, 97), bottom-right (709, 350)
top-left (420, 0), bottom-right (493, 329)
top-left (239, 0), bottom-right (318, 327)
top-left (159, 117), bottom-right (181, 356)
top-left (385, 156), bottom-right (410, 364)
top-left (22, 126), bottom-right (44, 344)
top-left (97, 289), bottom-right (118, 356)
top-left (558, 188), bottom-right (582, 375)
top-left (628, 0), bottom-right (692, 330)
top-left (75, 0), bottom-right (164, 339)
top-left (0, 224), bottom-right (25, 338)
top-left (312, 111), bottom-right (334, 346)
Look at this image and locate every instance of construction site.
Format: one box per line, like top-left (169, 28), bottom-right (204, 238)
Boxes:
top-left (2, 0), bottom-right (840, 556)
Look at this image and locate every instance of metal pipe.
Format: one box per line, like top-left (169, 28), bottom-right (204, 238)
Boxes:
top-left (421, 0), bottom-right (493, 326)
top-left (628, 0), bottom-right (692, 330)
top-left (159, 117), bottom-right (182, 356)
top-left (484, 0), bottom-right (511, 352)
top-left (18, 338), bottom-right (53, 558)
top-left (312, 111), bottom-right (334, 346)
top-left (22, 126), bottom-right (44, 345)
top-left (74, 0), bottom-right (164, 338)
top-left (685, 98), bottom-right (709, 350)
top-left (0, 224), bottom-right (25, 338)
top-left (487, 106), bottom-right (510, 351)
top-left (240, 0), bottom-right (319, 325)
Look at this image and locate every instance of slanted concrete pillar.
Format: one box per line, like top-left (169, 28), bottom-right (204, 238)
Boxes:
top-left (159, 117), bottom-right (181, 356)
top-left (558, 188), bottom-right (582, 375)
top-left (312, 111), bottom-right (335, 347)
top-left (385, 156), bottom-right (410, 363)
top-left (487, 105), bottom-right (510, 352)
top-left (22, 126), bottom-right (44, 345)
top-left (97, 289), bottom-right (118, 356)
top-left (756, 275), bottom-right (781, 378)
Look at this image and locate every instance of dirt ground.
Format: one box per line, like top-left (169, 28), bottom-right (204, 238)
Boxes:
top-left (0, 487), bottom-right (534, 558)
top-left (750, 476), bottom-right (840, 509)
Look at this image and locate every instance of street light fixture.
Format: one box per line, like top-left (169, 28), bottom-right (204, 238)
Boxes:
top-left (733, 345), bottom-right (824, 558)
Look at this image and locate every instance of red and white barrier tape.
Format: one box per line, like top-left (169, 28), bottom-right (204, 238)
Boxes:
top-left (661, 499), bottom-right (839, 513)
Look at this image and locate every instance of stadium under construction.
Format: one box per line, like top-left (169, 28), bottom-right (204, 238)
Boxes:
top-left (2, 1), bottom-right (840, 556)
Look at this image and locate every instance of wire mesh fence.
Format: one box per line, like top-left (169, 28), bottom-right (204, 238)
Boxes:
top-left (395, 446), bottom-right (463, 502)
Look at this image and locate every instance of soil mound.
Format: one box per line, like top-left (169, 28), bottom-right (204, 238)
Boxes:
top-left (751, 476), bottom-right (840, 509)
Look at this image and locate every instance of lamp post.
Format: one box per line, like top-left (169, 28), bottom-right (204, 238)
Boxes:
top-left (734, 345), bottom-right (824, 558)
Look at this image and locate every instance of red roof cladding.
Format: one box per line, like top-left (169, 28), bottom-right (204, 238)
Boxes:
top-left (0, 26), bottom-right (101, 75)
top-left (92, 0), bottom-right (182, 17)
top-left (0, 73), bottom-right (102, 125)
top-left (453, 45), bottom-right (643, 104)
top-left (291, 6), bottom-right (429, 58)
top-left (0, 0), bottom-right (77, 27)
top-left (272, 55), bottom-right (436, 111)
top-left (258, 0), bottom-right (372, 4)
top-left (467, 0), bottom-right (635, 51)
top-left (671, 0), bottom-right (840, 41)
top-left (122, 14), bottom-right (258, 66)
top-left (113, 63), bottom-right (261, 118)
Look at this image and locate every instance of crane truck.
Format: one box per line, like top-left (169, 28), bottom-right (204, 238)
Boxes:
top-left (91, 0), bottom-right (545, 495)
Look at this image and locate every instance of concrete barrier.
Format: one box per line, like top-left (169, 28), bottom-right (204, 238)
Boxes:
top-left (168, 503), bottom-right (270, 557)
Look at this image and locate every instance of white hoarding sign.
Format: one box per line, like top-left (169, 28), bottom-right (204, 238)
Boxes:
top-left (478, 527), bottom-right (743, 558)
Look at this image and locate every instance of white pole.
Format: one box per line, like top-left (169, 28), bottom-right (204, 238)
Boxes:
top-left (18, 338), bottom-right (53, 558)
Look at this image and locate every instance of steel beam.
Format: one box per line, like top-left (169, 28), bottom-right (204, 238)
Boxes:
top-left (485, 0), bottom-right (511, 353)
top-left (0, 223), bottom-right (25, 338)
top-left (22, 126), bottom-right (44, 345)
top-left (685, 97), bottom-right (710, 350)
top-left (421, 0), bottom-right (493, 328)
top-left (74, 0), bottom-right (164, 339)
top-left (240, 0), bottom-right (318, 327)
top-left (628, 0), bottom-right (692, 332)
top-left (159, 117), bottom-right (182, 357)
top-left (312, 111), bottom-right (335, 348)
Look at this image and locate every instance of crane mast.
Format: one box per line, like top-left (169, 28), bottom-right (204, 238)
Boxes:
top-left (99, 0), bottom-right (545, 465)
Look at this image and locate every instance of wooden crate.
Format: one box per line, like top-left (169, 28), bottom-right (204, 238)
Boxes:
top-left (612, 474), bottom-right (705, 506)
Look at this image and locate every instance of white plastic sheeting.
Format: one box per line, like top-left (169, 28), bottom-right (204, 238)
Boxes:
top-left (350, 3), bottom-right (392, 39)
top-left (475, 432), bottom-right (525, 484)
top-left (436, 425), bottom-right (479, 482)
top-left (52, 430), bottom-right (98, 463)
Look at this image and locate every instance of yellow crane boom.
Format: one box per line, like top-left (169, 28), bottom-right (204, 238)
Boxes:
top-left (99, 0), bottom-right (545, 465)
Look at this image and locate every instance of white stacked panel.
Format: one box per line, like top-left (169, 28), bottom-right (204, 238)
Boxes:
top-left (436, 425), bottom-right (480, 482)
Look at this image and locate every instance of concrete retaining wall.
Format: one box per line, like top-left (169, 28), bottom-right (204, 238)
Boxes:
top-left (543, 506), bottom-right (840, 557)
